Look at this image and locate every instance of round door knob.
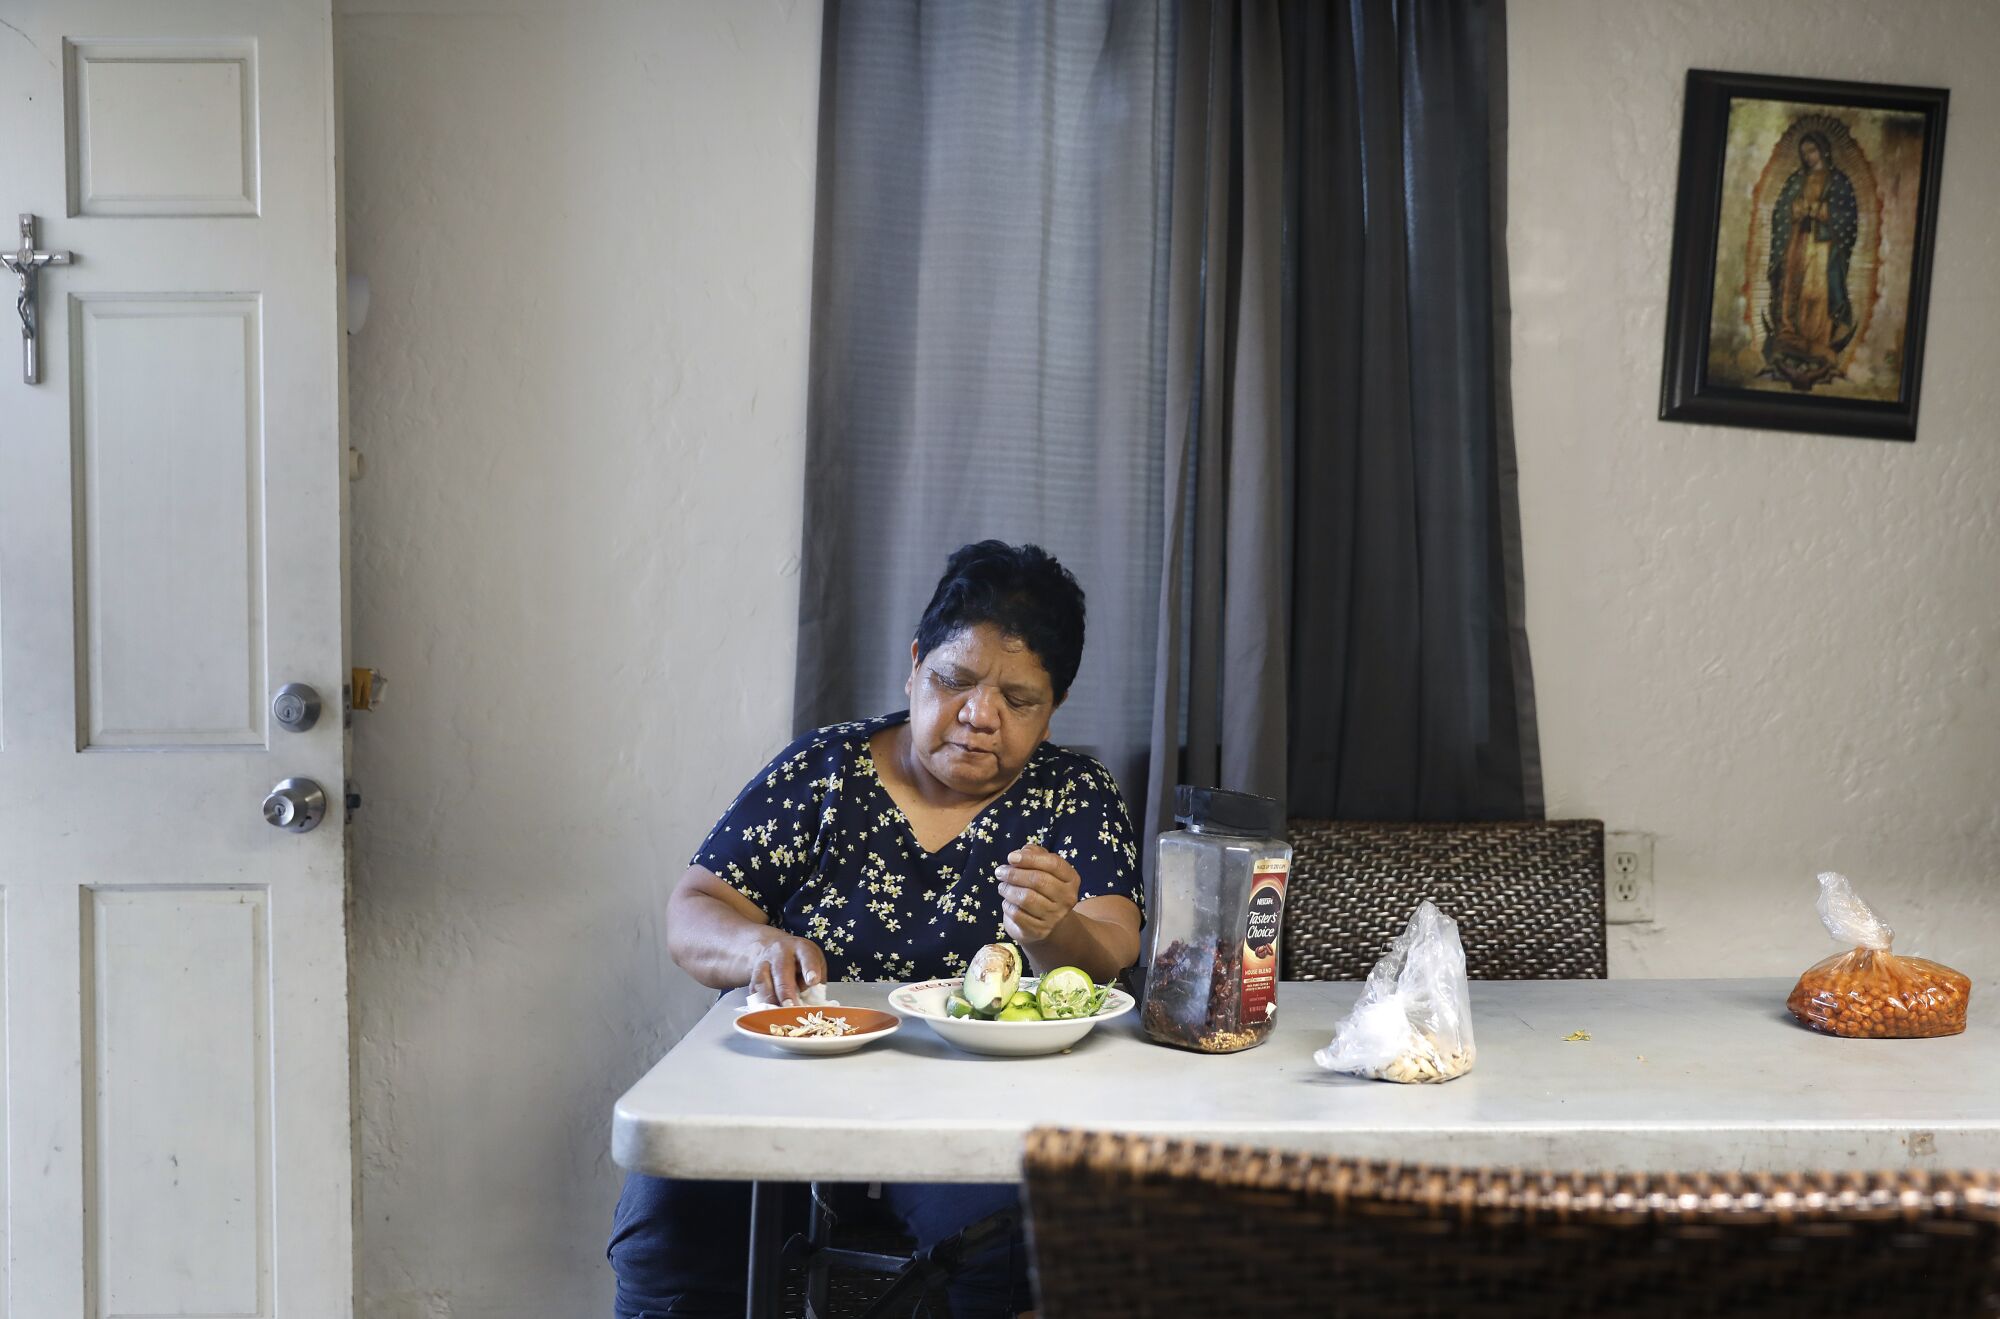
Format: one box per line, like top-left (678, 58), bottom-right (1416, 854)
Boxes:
top-left (263, 777), bottom-right (327, 833)
top-left (272, 683), bottom-right (323, 732)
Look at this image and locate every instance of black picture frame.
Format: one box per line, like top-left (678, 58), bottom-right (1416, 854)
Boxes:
top-left (1659, 70), bottom-right (1949, 442)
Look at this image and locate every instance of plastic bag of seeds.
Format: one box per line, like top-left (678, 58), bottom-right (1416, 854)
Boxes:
top-left (1314, 900), bottom-right (1476, 1083)
top-left (1786, 872), bottom-right (1970, 1039)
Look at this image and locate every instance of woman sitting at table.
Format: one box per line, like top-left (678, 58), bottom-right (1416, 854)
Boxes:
top-left (608, 540), bottom-right (1145, 1319)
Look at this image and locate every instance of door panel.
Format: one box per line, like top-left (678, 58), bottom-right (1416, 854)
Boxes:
top-left (67, 40), bottom-right (261, 218)
top-left (86, 887), bottom-right (271, 1318)
top-left (75, 295), bottom-right (266, 749)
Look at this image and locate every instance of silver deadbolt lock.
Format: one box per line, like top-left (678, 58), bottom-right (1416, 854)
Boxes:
top-left (263, 777), bottom-right (327, 832)
top-left (272, 683), bottom-right (322, 732)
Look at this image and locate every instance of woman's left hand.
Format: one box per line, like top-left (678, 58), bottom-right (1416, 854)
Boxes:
top-left (996, 844), bottom-right (1082, 945)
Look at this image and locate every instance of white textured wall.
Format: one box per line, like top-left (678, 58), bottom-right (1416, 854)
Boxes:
top-left (1509, 0), bottom-right (2000, 976)
top-left (338, 2), bottom-right (820, 1314)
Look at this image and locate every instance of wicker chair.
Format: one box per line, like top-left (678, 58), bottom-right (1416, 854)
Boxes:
top-left (778, 1193), bottom-right (960, 1319)
top-left (1284, 819), bottom-right (1607, 981)
top-left (1023, 1128), bottom-right (2000, 1318)
top-left (783, 1259), bottom-right (936, 1319)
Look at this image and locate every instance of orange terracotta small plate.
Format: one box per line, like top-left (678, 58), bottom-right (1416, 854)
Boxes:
top-left (734, 1005), bottom-right (901, 1056)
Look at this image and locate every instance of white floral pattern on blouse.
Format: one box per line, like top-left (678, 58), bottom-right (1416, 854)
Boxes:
top-left (694, 711), bottom-right (1143, 982)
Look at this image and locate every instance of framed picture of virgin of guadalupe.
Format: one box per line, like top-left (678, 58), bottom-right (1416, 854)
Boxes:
top-left (1660, 70), bottom-right (1949, 441)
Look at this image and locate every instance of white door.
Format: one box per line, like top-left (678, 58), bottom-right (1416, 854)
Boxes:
top-left (0, 2), bottom-right (351, 1316)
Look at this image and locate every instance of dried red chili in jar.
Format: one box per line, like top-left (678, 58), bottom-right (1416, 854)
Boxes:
top-left (1138, 787), bottom-right (1292, 1054)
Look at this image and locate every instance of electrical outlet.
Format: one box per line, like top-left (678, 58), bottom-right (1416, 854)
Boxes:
top-left (1604, 831), bottom-right (1654, 924)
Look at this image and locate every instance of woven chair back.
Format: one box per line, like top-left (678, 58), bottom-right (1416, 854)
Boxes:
top-left (1024, 1128), bottom-right (2000, 1318)
top-left (1284, 819), bottom-right (1607, 980)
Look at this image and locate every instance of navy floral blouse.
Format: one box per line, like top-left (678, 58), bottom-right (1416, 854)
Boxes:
top-left (693, 712), bottom-right (1144, 982)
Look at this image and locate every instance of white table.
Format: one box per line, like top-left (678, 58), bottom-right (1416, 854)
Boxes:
top-left (616, 977), bottom-right (2000, 1183)
top-left (613, 977), bottom-right (1997, 1318)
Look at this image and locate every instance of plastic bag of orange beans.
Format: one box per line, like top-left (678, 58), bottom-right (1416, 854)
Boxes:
top-left (1786, 872), bottom-right (1969, 1039)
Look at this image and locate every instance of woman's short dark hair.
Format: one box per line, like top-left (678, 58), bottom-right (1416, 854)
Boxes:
top-left (914, 542), bottom-right (1086, 703)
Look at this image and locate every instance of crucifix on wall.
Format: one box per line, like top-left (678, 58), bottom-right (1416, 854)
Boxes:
top-left (1, 214), bottom-right (73, 385)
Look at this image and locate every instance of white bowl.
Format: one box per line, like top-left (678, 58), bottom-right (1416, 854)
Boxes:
top-left (888, 977), bottom-right (1135, 1057)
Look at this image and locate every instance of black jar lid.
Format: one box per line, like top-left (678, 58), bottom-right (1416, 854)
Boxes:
top-left (1173, 784), bottom-right (1283, 839)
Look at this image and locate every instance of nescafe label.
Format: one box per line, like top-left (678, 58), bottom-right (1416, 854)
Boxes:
top-left (1240, 859), bottom-right (1290, 1024)
top-left (1246, 887), bottom-right (1282, 955)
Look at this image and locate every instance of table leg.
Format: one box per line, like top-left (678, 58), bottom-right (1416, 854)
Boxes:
top-left (803, 1182), bottom-right (836, 1319)
top-left (747, 1181), bottom-right (783, 1319)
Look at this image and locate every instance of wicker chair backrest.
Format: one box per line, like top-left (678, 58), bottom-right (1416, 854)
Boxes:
top-left (1024, 1128), bottom-right (2000, 1319)
top-left (1284, 819), bottom-right (1607, 981)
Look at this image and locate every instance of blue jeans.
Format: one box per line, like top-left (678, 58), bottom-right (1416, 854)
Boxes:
top-left (608, 1174), bottom-right (1030, 1318)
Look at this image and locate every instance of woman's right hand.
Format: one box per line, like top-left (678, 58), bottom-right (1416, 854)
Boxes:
top-left (748, 930), bottom-right (828, 1006)
top-left (666, 865), bottom-right (831, 999)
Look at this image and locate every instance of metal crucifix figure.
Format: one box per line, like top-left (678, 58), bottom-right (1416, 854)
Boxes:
top-left (1, 215), bottom-right (73, 385)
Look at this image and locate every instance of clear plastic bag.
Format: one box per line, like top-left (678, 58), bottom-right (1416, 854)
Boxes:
top-left (1314, 900), bottom-right (1476, 1083)
top-left (1786, 871), bottom-right (1969, 1039)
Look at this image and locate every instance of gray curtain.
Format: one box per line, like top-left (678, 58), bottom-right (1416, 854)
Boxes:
top-left (1145, 0), bottom-right (1538, 840)
top-left (798, 0), bottom-right (1540, 831)
top-left (794, 0), bottom-right (1178, 802)
top-left (1280, 0), bottom-right (1541, 819)
top-left (1141, 0), bottom-right (1291, 849)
